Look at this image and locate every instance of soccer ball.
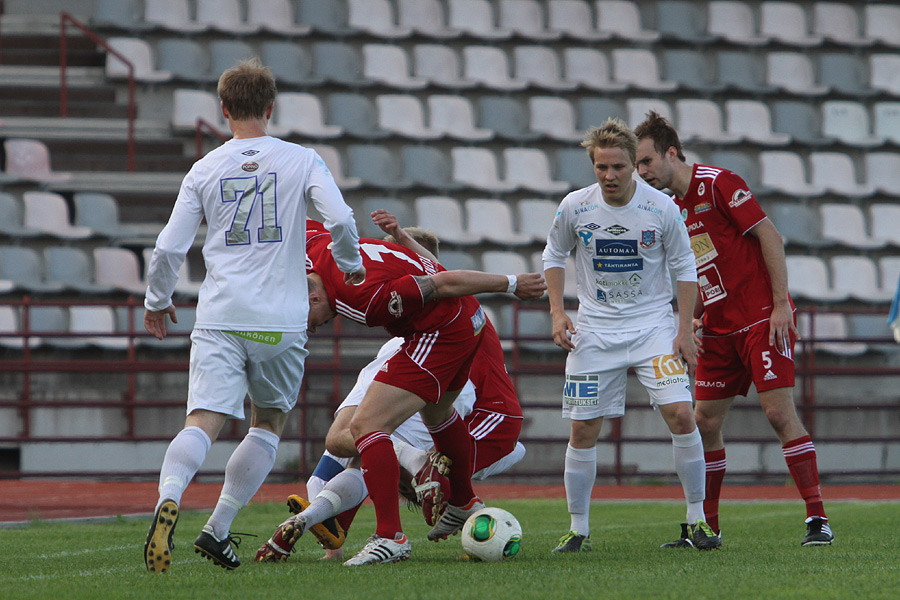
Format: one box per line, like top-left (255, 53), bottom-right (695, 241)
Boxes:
top-left (461, 507), bottom-right (522, 562)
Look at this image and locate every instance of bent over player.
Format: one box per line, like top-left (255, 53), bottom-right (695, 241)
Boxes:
top-left (635, 110), bottom-right (833, 546)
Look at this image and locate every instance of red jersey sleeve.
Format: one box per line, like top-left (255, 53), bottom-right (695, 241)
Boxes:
top-left (712, 170), bottom-right (768, 235)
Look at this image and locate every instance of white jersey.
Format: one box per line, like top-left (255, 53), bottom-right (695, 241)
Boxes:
top-left (145, 135), bottom-right (362, 332)
top-left (542, 180), bottom-right (696, 333)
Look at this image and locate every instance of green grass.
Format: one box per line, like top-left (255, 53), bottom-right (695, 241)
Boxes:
top-left (1, 499), bottom-right (897, 600)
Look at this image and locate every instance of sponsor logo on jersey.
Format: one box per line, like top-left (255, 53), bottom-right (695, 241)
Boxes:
top-left (596, 289), bottom-right (607, 302)
top-left (225, 330), bottom-right (283, 345)
top-left (629, 273), bottom-right (642, 286)
top-left (698, 264), bottom-right (728, 305)
top-left (241, 149), bottom-right (259, 156)
top-left (583, 222), bottom-right (601, 230)
top-left (696, 380), bottom-right (726, 388)
top-left (681, 208), bottom-right (689, 221)
top-left (593, 258), bottom-right (643, 272)
top-left (638, 201), bottom-right (663, 215)
top-left (575, 199), bottom-right (599, 214)
top-left (687, 221), bottom-right (705, 233)
top-left (471, 306), bottom-right (486, 335)
top-left (695, 201), bottom-right (712, 213)
top-left (652, 354), bottom-right (690, 388)
top-left (595, 239), bottom-right (637, 256)
top-left (578, 230), bottom-right (593, 248)
top-left (604, 224), bottom-right (629, 236)
top-left (597, 288), bottom-right (644, 303)
top-left (729, 189), bottom-right (752, 208)
top-left (640, 230), bottom-right (656, 248)
top-left (242, 161), bottom-right (259, 172)
top-left (690, 232), bottom-right (718, 267)
top-left (697, 182), bottom-right (706, 195)
top-left (764, 369), bottom-right (778, 381)
top-left (564, 374), bottom-right (601, 406)
top-left (594, 275), bottom-right (640, 288)
top-left (388, 290), bottom-right (403, 317)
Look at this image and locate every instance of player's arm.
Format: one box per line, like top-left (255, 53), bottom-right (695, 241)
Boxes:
top-left (545, 267), bottom-right (575, 352)
top-left (673, 280), bottom-right (698, 374)
top-left (414, 271), bottom-right (546, 302)
top-left (370, 209), bottom-right (438, 262)
top-left (748, 217), bottom-right (799, 350)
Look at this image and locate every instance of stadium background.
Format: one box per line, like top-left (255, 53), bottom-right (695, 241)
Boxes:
top-left (0, 0), bottom-right (898, 493)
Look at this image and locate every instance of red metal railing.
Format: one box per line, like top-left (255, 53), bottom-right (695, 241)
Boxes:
top-left (59, 12), bottom-right (136, 171)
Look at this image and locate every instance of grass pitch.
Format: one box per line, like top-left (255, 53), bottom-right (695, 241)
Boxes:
top-left (1, 499), bottom-right (897, 600)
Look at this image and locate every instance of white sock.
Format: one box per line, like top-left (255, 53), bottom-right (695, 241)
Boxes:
top-left (393, 439), bottom-right (427, 475)
top-left (564, 444), bottom-right (596, 536)
top-left (205, 427), bottom-right (279, 539)
top-left (306, 451), bottom-right (351, 500)
top-left (156, 426), bottom-right (211, 510)
top-left (672, 428), bottom-right (706, 524)
top-left (473, 442), bottom-right (526, 480)
top-left (302, 468), bottom-right (367, 529)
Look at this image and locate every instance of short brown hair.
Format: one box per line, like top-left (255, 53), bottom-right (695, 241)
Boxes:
top-left (633, 110), bottom-right (686, 162)
top-left (384, 226), bottom-right (440, 258)
top-left (217, 57), bottom-right (277, 121)
top-left (581, 118), bottom-right (638, 164)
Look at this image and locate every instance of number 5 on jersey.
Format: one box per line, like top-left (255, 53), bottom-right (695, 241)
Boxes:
top-left (221, 174), bottom-right (282, 245)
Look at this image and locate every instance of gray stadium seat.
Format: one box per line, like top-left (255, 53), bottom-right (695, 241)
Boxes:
top-left (397, 0), bottom-right (463, 39)
top-left (655, 0), bottom-right (717, 43)
top-left (661, 49), bottom-right (726, 93)
top-left (247, 0), bottom-right (312, 36)
top-left (347, 145), bottom-right (412, 191)
top-left (715, 51), bottom-right (778, 95)
top-left (312, 42), bottom-right (373, 87)
top-left (297, 0), bottom-right (355, 35)
top-left (400, 146), bottom-right (463, 191)
top-left (770, 203), bottom-right (829, 248)
top-left (477, 96), bottom-right (541, 142)
top-left (156, 38), bottom-right (210, 82)
top-left (359, 198), bottom-right (414, 239)
top-left (44, 247), bottom-right (114, 294)
top-left (326, 93), bottom-right (390, 140)
top-left (92, 0), bottom-right (152, 31)
top-left (348, 0), bottom-right (412, 39)
top-left (209, 41), bottom-right (257, 82)
top-left (260, 42), bottom-right (324, 88)
top-left (0, 246), bottom-right (65, 293)
top-left (771, 101), bottom-right (835, 146)
top-left (499, 0), bottom-right (564, 41)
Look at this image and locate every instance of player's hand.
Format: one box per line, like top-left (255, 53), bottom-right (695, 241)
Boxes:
top-left (692, 317), bottom-right (704, 354)
top-left (513, 273), bottom-right (547, 301)
top-left (371, 209), bottom-right (401, 238)
top-left (551, 310), bottom-right (575, 352)
top-left (144, 305), bottom-right (177, 340)
top-left (344, 267), bottom-right (366, 286)
top-left (768, 302), bottom-right (798, 352)
top-left (673, 329), bottom-right (698, 376)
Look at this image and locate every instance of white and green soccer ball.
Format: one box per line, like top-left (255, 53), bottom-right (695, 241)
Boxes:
top-left (461, 507), bottom-right (523, 562)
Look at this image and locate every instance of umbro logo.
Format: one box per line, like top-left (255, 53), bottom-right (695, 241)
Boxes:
top-left (241, 149), bottom-right (260, 156)
top-left (583, 223), bottom-right (601, 230)
top-left (763, 370), bottom-right (778, 381)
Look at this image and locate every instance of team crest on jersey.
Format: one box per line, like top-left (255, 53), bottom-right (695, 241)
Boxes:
top-left (730, 189), bottom-right (752, 208)
top-left (388, 290), bottom-right (403, 317)
top-left (604, 224), bottom-right (628, 236)
top-left (242, 161), bottom-right (259, 172)
top-left (241, 149), bottom-right (259, 156)
top-left (578, 230), bottom-right (593, 247)
top-left (695, 202), bottom-right (712, 213)
top-left (596, 289), bottom-right (607, 302)
top-left (681, 208), bottom-right (688, 221)
top-left (697, 182), bottom-right (706, 196)
top-left (640, 230), bottom-right (656, 248)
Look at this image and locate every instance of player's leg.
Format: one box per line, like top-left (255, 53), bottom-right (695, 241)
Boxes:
top-left (694, 397), bottom-right (735, 536)
top-left (469, 411), bottom-right (525, 480)
top-left (553, 415), bottom-right (603, 553)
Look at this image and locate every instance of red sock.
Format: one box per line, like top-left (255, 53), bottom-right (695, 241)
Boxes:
top-left (783, 435), bottom-right (826, 520)
top-left (335, 503), bottom-right (362, 534)
top-left (355, 431), bottom-right (402, 539)
top-left (704, 449), bottom-right (726, 534)
top-left (427, 412), bottom-right (476, 506)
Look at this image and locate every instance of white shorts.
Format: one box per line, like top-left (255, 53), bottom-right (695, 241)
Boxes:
top-left (187, 328), bottom-right (309, 420)
top-left (337, 337), bottom-right (477, 449)
top-left (562, 323), bottom-right (692, 421)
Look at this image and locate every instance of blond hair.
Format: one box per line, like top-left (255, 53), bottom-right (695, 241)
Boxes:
top-left (384, 226), bottom-right (440, 258)
top-left (581, 117), bottom-right (638, 164)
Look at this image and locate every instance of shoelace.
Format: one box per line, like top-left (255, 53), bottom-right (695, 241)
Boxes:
top-left (225, 531), bottom-right (258, 549)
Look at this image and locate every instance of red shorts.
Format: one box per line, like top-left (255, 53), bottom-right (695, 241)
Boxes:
top-left (466, 410), bottom-right (523, 474)
top-left (695, 319), bottom-right (796, 400)
top-left (374, 302), bottom-right (485, 404)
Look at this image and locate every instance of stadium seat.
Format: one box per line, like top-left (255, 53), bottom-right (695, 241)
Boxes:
top-left (595, 1), bottom-right (660, 42)
top-left (0, 306), bottom-right (38, 349)
top-left (3, 138), bottom-right (72, 184)
top-left (346, 145), bottom-right (412, 191)
top-left (797, 312), bottom-right (867, 356)
top-left (312, 42), bottom-right (373, 87)
top-left (477, 96), bottom-right (541, 142)
top-left (725, 100), bottom-right (791, 146)
top-left (412, 44), bottom-right (476, 90)
top-left (771, 101), bottom-right (835, 146)
top-left (270, 93), bottom-right (342, 139)
top-left (463, 46), bottom-right (529, 91)
top-left (812, 1), bottom-right (872, 47)
top-left (626, 98), bottom-right (673, 129)
top-left (499, 0), bottom-right (563, 41)
top-left (397, 0), bottom-right (463, 38)
top-left (529, 97), bottom-right (582, 143)
top-left (93, 247), bottom-right (146, 295)
top-left (208, 40), bottom-right (257, 83)
top-left (296, 0), bottom-right (354, 35)
top-left (577, 98), bottom-right (627, 130)
top-left (247, 0), bottom-right (312, 36)
top-left (259, 41), bottom-right (323, 87)
top-left (785, 255), bottom-right (847, 302)
top-left (707, 1), bottom-right (769, 45)
top-left (452, 147), bottom-right (517, 193)
top-left (822, 100), bottom-right (884, 148)
top-left (437, 250), bottom-right (479, 272)
top-left (28, 306), bottom-right (79, 350)
top-left (0, 246), bottom-right (65, 293)
top-left (514, 46), bottom-right (578, 92)
top-left (880, 257), bottom-right (900, 300)
top-left (759, 151), bottom-right (825, 198)
top-left (156, 38), bottom-right (210, 83)
top-left (561, 48), bottom-right (627, 92)
top-left (481, 249), bottom-right (531, 275)
top-left (0, 192), bottom-right (39, 238)
top-left (376, 95), bottom-right (441, 140)
top-left (466, 200), bottom-right (533, 246)
top-left (72, 192), bottom-right (144, 239)
top-left (869, 202), bottom-right (900, 246)
top-left (325, 93), bottom-right (389, 140)
top-left (503, 148), bottom-right (571, 194)
top-left (414, 196), bottom-right (481, 245)
top-left (448, 0), bottom-right (514, 40)
top-left (708, 150), bottom-right (769, 193)
top-left (498, 303), bottom-right (556, 352)
top-left (819, 202), bottom-right (885, 249)
top-left (555, 147), bottom-right (598, 190)
top-left (532, 253), bottom-right (578, 300)
top-left (23, 191), bottom-right (93, 240)
top-left (427, 95), bottom-right (493, 141)
top-left (400, 146), bottom-right (462, 192)
top-left (92, 0), bottom-right (152, 31)
top-left (766, 52), bottom-right (829, 96)
top-left (661, 49), bottom-right (727, 94)
top-left (548, 0), bottom-right (611, 41)
top-left (104, 37), bottom-right (172, 83)
top-left (362, 45), bottom-right (428, 90)
top-left (69, 306), bottom-right (129, 351)
top-left (675, 99), bottom-right (740, 144)
top-left (819, 54), bottom-right (878, 98)
top-left (611, 49), bottom-right (678, 93)
top-left (864, 4), bottom-right (900, 47)
top-left (197, 0), bottom-right (261, 34)
top-left (358, 197), bottom-right (413, 239)
top-left (770, 203), bottom-right (828, 248)
top-left (348, 0), bottom-right (412, 38)
top-left (145, 0), bottom-right (208, 33)
top-left (760, 2), bottom-right (823, 46)
top-left (715, 51), bottom-right (777, 95)
top-left (831, 256), bottom-right (891, 303)
top-left (308, 145), bottom-right (361, 190)
top-left (171, 89), bottom-right (225, 132)
top-left (869, 54), bottom-right (900, 96)
top-left (518, 199), bottom-right (559, 243)
top-left (44, 247), bottom-right (114, 294)
top-left (873, 102), bottom-right (900, 144)
top-left (655, 0), bottom-right (717, 44)
top-left (848, 314), bottom-right (898, 355)
top-left (810, 153), bottom-right (877, 198)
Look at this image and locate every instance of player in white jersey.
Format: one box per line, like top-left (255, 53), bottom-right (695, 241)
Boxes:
top-left (143, 58), bottom-right (364, 573)
top-left (541, 118), bottom-right (717, 552)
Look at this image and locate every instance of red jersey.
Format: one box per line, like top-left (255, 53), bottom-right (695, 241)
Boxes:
top-left (468, 319), bottom-right (523, 418)
top-left (672, 164), bottom-right (794, 336)
top-left (307, 232), bottom-right (472, 338)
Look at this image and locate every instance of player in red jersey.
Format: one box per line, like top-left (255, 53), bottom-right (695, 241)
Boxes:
top-left (634, 111), bottom-right (833, 547)
top-left (304, 218), bottom-right (545, 565)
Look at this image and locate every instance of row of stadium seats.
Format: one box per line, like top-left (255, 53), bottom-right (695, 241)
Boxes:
top-left (786, 255), bottom-right (900, 304)
top-left (104, 35), bottom-right (900, 99)
top-left (91, 0), bottom-right (900, 50)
